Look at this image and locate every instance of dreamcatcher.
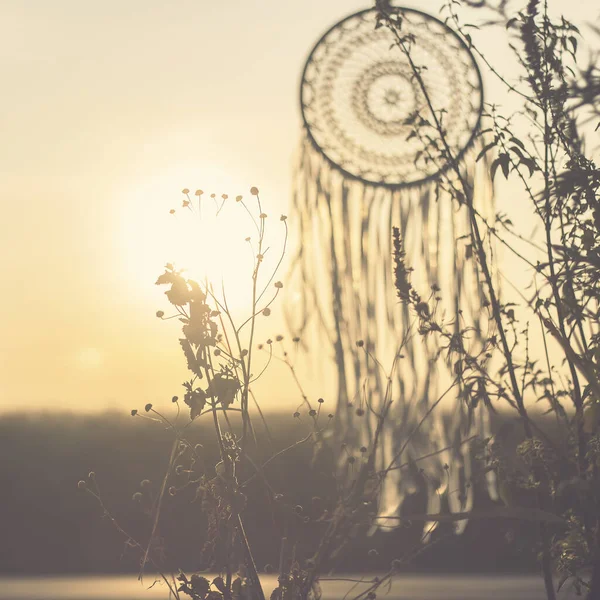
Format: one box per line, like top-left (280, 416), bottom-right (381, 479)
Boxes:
top-left (286, 4), bottom-right (496, 528)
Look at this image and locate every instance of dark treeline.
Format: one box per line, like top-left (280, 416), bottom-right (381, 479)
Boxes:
top-left (0, 411), bottom-right (540, 575)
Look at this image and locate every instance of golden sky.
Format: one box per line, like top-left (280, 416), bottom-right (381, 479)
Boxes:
top-left (0, 0), bottom-right (596, 413)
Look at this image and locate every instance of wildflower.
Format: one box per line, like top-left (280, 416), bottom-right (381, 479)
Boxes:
top-left (318, 397), bottom-right (324, 403)
top-left (348, 456), bottom-right (356, 464)
top-left (360, 446), bottom-right (368, 453)
top-left (241, 349), bottom-right (248, 357)
top-left (274, 281), bottom-right (283, 288)
top-left (294, 505), bottom-right (303, 514)
top-left (214, 348), bottom-right (221, 356)
top-left (275, 335), bottom-right (283, 341)
top-left (156, 310), bottom-right (164, 318)
top-left (144, 403), bottom-right (152, 412)
top-left (194, 189), bottom-right (203, 196)
top-left (140, 480), bottom-right (151, 488)
top-left (236, 195), bottom-right (243, 202)
top-left (280, 214), bottom-right (287, 221)
top-left (132, 492), bottom-right (143, 502)
top-left (356, 340), bottom-right (364, 347)
top-left (250, 186), bottom-right (259, 195)
top-left (266, 338), bottom-right (272, 344)
top-left (77, 480), bottom-right (86, 490)
top-left (263, 308), bottom-right (271, 317)
top-left (182, 188), bottom-right (190, 194)
top-left (222, 194), bottom-right (228, 199)
top-left (169, 209), bottom-right (176, 215)
top-left (130, 409), bottom-right (138, 416)
top-left (356, 408), bottom-right (365, 416)
top-left (88, 471), bottom-right (95, 480)
top-left (260, 213), bottom-right (267, 219)
top-left (309, 409), bottom-right (317, 417)
top-left (168, 486), bottom-right (176, 496)
top-left (293, 411), bottom-right (300, 418)
top-left (293, 336), bottom-right (300, 343)
top-left (368, 549), bottom-right (379, 557)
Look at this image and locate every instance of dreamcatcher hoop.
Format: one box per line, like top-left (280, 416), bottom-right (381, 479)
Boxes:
top-left (300, 6), bottom-right (484, 188)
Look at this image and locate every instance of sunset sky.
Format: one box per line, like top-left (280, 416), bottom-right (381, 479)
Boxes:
top-left (0, 0), bottom-right (596, 413)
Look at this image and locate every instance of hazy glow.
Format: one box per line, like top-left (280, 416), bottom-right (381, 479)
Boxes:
top-left (76, 347), bottom-right (103, 369)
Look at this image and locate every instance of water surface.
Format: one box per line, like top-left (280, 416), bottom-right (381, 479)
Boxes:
top-left (0, 575), bottom-right (554, 600)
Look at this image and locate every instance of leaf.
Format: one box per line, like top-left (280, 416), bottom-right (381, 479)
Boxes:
top-left (499, 152), bottom-right (510, 179)
top-left (179, 338), bottom-right (203, 378)
top-left (476, 141), bottom-right (496, 162)
top-left (184, 388), bottom-right (206, 420)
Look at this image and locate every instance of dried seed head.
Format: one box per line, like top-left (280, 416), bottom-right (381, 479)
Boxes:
top-left (194, 189), bottom-right (203, 196)
top-left (132, 492), bottom-right (143, 502)
top-left (356, 408), bottom-right (365, 417)
top-left (140, 480), bottom-right (151, 488)
top-left (275, 335), bottom-right (283, 341)
top-left (368, 549), bottom-right (379, 557)
top-left (172, 396), bottom-right (178, 403)
top-left (214, 348), bottom-right (221, 356)
top-left (280, 214), bottom-right (287, 221)
top-left (182, 188), bottom-right (190, 194)
top-left (145, 403), bottom-right (152, 412)
top-left (168, 486), bottom-right (176, 496)
top-left (274, 281), bottom-right (283, 289)
top-left (294, 505), bottom-right (303, 514)
top-left (250, 186), bottom-right (259, 195)
top-left (88, 471), bottom-right (95, 480)
top-left (360, 446), bottom-right (368, 453)
top-left (293, 411), bottom-right (300, 418)
top-left (348, 456), bottom-right (356, 464)
top-left (236, 195), bottom-right (243, 202)
top-left (169, 209), bottom-right (175, 215)
top-left (77, 480), bottom-right (87, 490)
top-left (131, 409), bottom-right (138, 416)
top-left (156, 310), bottom-right (164, 318)
top-left (356, 340), bottom-right (364, 347)
top-left (308, 409), bottom-right (317, 417)
top-left (318, 398), bottom-right (324, 403)
top-left (263, 308), bottom-right (271, 317)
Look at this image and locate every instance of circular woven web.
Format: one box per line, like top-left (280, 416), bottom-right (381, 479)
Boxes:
top-left (300, 7), bottom-right (483, 187)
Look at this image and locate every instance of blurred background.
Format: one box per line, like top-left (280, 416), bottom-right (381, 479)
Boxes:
top-left (0, 0), bottom-right (597, 581)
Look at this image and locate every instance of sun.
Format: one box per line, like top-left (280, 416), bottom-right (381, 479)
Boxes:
top-left (116, 166), bottom-right (281, 318)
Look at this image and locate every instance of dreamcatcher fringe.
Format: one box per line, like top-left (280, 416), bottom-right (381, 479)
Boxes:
top-left (286, 135), bottom-right (497, 534)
